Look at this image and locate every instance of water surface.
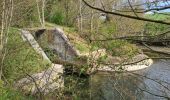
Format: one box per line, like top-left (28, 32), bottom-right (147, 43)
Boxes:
top-left (89, 60), bottom-right (170, 100)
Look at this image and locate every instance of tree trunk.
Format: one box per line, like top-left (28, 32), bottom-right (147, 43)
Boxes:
top-left (36, 0), bottom-right (43, 27)
top-left (0, 0), bottom-right (13, 80)
top-left (0, 0), bottom-right (6, 80)
top-left (79, 0), bottom-right (83, 33)
top-left (90, 9), bottom-right (94, 33)
top-left (42, 0), bottom-right (45, 28)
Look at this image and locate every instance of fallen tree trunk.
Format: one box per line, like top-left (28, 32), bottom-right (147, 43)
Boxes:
top-left (53, 58), bottom-right (90, 78)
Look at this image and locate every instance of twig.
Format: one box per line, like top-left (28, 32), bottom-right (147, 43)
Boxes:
top-left (82, 0), bottom-right (170, 25)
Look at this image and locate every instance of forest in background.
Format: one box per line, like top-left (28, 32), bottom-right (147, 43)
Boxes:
top-left (0, 0), bottom-right (170, 100)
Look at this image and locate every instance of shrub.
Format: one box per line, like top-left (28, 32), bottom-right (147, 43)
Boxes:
top-left (144, 23), bottom-right (169, 36)
top-left (48, 11), bottom-right (65, 25)
top-left (94, 40), bottom-right (138, 57)
top-left (100, 22), bottom-right (116, 36)
top-left (144, 13), bottom-right (169, 36)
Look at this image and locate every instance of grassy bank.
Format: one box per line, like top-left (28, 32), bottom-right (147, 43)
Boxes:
top-left (1, 28), bottom-right (51, 100)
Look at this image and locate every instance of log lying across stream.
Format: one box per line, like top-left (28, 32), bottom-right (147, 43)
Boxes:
top-left (128, 39), bottom-right (170, 46)
top-left (53, 58), bottom-right (90, 78)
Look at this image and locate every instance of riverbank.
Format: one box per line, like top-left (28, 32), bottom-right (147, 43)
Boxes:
top-left (89, 54), bottom-right (153, 73)
top-left (88, 59), bottom-right (170, 100)
top-left (1, 27), bottom-right (154, 99)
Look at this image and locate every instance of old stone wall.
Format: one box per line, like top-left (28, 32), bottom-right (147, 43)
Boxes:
top-left (34, 28), bottom-right (79, 61)
top-left (48, 28), bottom-right (79, 61)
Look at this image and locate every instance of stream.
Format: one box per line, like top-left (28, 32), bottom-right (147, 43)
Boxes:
top-left (65, 60), bottom-right (170, 99)
top-left (89, 60), bottom-right (170, 100)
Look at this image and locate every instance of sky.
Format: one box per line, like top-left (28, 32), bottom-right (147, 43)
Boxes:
top-left (144, 0), bottom-right (170, 13)
top-left (112, 0), bottom-right (170, 14)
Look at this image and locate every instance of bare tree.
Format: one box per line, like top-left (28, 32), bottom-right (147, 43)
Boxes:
top-left (0, 0), bottom-right (14, 80)
top-left (36, 0), bottom-right (46, 28)
top-left (82, 0), bottom-right (170, 25)
top-left (78, 0), bottom-right (83, 33)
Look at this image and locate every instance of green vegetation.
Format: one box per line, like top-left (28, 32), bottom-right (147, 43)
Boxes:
top-left (144, 22), bottom-right (169, 36)
top-left (3, 28), bottom-right (50, 82)
top-left (98, 22), bottom-right (117, 37)
top-left (91, 40), bottom-right (138, 57)
top-left (145, 13), bottom-right (170, 20)
top-left (0, 10), bottom-right (139, 100)
top-left (64, 75), bottom-right (89, 100)
top-left (88, 22), bottom-right (139, 57)
top-left (2, 0), bottom-right (170, 99)
top-left (60, 26), bottom-right (91, 53)
top-left (1, 28), bottom-right (51, 100)
top-left (105, 40), bottom-right (138, 57)
top-left (144, 13), bottom-right (170, 36)
top-left (0, 82), bottom-right (35, 100)
top-left (74, 42), bottom-right (89, 53)
top-left (48, 10), bottom-right (66, 25)
top-left (43, 48), bottom-right (58, 62)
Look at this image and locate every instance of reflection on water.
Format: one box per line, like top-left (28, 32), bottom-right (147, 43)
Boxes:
top-left (90, 60), bottom-right (170, 100)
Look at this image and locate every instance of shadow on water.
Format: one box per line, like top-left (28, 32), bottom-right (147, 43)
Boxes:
top-left (89, 60), bottom-right (170, 100)
top-left (65, 60), bottom-right (170, 100)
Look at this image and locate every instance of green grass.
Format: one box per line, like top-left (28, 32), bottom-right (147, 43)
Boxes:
top-left (99, 22), bottom-right (116, 37)
top-left (0, 83), bottom-right (35, 100)
top-left (145, 13), bottom-right (170, 20)
top-left (74, 42), bottom-right (89, 53)
top-left (0, 28), bottom-right (50, 100)
top-left (144, 13), bottom-right (169, 36)
top-left (3, 28), bottom-right (50, 83)
top-left (45, 23), bottom-right (91, 54)
top-left (92, 40), bottom-right (139, 57)
top-left (44, 22), bottom-right (138, 59)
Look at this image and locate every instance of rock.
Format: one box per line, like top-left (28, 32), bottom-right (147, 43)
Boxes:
top-left (19, 29), bottom-right (64, 95)
top-left (21, 30), bottom-right (51, 62)
top-left (107, 56), bottom-right (122, 64)
top-left (48, 28), bottom-right (80, 61)
top-left (81, 49), bottom-right (106, 59)
top-left (15, 64), bottom-right (64, 95)
top-left (89, 54), bottom-right (153, 72)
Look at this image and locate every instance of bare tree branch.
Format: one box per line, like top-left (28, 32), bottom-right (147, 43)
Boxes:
top-left (82, 0), bottom-right (170, 25)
